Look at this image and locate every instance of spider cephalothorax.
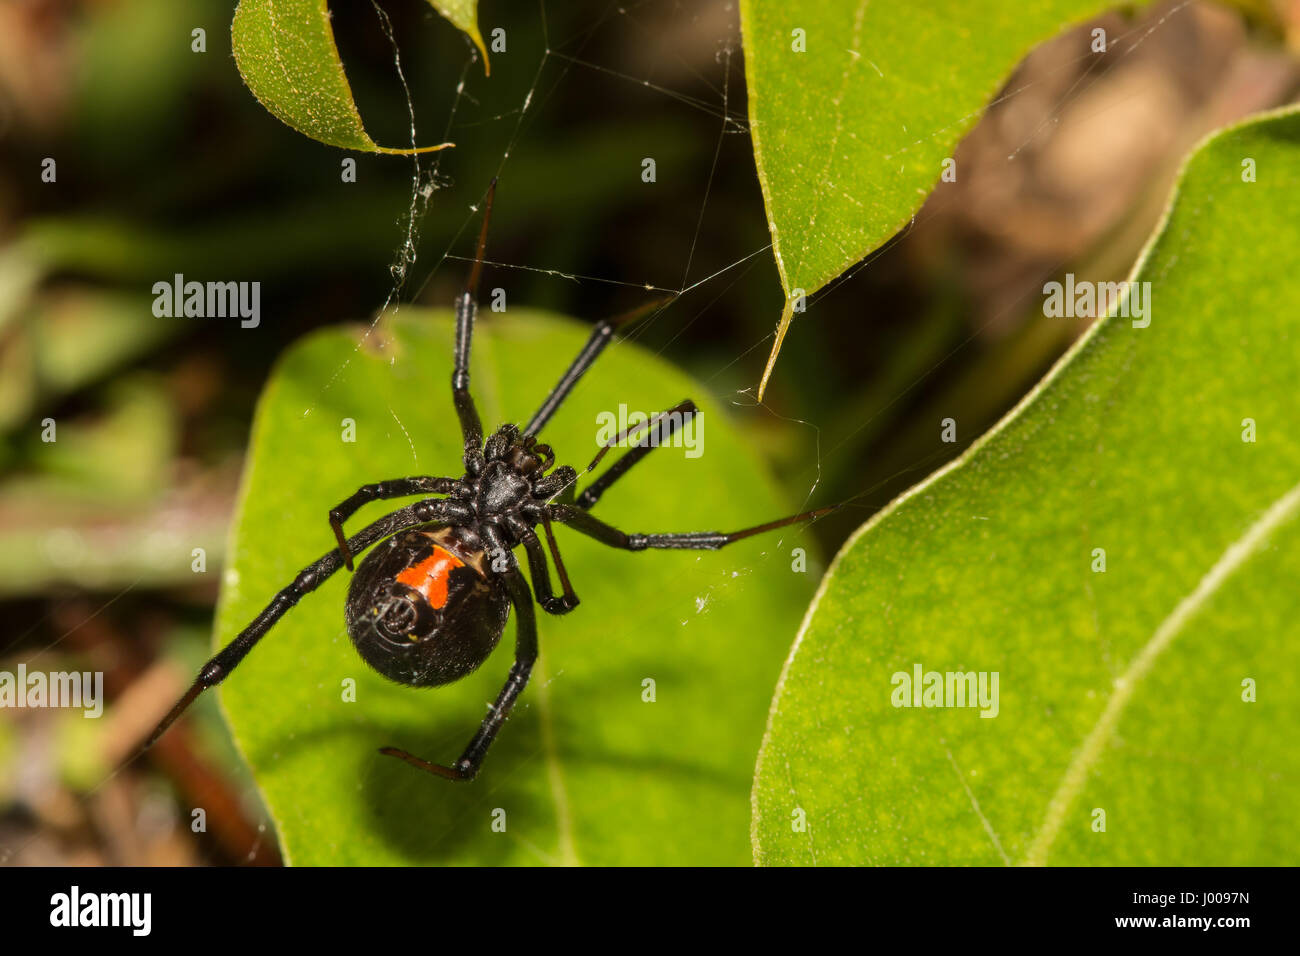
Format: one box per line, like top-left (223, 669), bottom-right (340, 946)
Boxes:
top-left (141, 182), bottom-right (832, 782)
top-left (465, 424), bottom-right (577, 530)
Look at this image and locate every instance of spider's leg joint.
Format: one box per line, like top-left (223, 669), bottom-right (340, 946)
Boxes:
top-left (542, 595), bottom-right (580, 614)
top-left (294, 567), bottom-right (321, 591)
top-left (198, 660), bottom-right (224, 687)
top-left (532, 466), bottom-right (576, 500)
top-left (414, 500), bottom-right (441, 522)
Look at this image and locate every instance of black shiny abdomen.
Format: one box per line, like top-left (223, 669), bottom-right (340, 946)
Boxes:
top-left (344, 528), bottom-right (510, 687)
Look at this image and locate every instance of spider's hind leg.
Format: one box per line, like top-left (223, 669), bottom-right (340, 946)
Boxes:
top-left (380, 546), bottom-right (539, 781)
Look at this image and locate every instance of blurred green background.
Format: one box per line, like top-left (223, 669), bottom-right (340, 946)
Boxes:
top-left (0, 0), bottom-right (1296, 863)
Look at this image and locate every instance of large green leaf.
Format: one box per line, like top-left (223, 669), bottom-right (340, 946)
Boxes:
top-left (752, 107), bottom-right (1300, 865)
top-left (739, 0), bottom-right (1126, 397)
top-left (216, 308), bottom-right (818, 865)
top-left (231, 0), bottom-right (477, 154)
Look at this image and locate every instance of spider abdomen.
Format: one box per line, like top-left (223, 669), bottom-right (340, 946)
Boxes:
top-left (344, 528), bottom-right (510, 687)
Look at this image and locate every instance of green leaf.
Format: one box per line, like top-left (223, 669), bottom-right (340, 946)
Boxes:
top-left (427, 0), bottom-right (490, 73)
top-left (230, 0), bottom-right (463, 154)
top-left (752, 106), bottom-right (1300, 865)
top-left (217, 308), bottom-right (817, 865)
top-left (738, 0), bottom-right (1129, 397)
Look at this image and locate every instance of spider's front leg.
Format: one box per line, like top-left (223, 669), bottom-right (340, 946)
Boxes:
top-left (380, 547), bottom-right (538, 782)
top-left (546, 501), bottom-right (839, 551)
top-left (451, 180), bottom-right (495, 463)
top-left (577, 398), bottom-right (698, 510)
top-left (328, 476), bottom-right (465, 570)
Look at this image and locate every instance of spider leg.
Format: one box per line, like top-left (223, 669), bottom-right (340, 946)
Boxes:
top-left (546, 501), bottom-right (839, 551)
top-left (452, 180), bottom-right (495, 461)
top-left (136, 498), bottom-right (459, 756)
top-left (577, 399), bottom-right (698, 511)
top-left (328, 476), bottom-right (466, 570)
top-left (522, 297), bottom-right (674, 439)
top-left (505, 514), bottom-right (579, 614)
top-left (380, 541), bottom-right (537, 781)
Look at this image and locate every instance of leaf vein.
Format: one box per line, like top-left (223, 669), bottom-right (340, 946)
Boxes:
top-left (1022, 478), bottom-right (1300, 865)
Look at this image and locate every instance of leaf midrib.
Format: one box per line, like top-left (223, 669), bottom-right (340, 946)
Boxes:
top-left (1021, 478), bottom-right (1300, 865)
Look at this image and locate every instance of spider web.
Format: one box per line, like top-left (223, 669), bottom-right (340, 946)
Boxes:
top-left (333, 1), bottom-right (1200, 513)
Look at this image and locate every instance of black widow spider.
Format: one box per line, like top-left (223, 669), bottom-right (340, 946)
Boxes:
top-left (141, 183), bottom-right (832, 781)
